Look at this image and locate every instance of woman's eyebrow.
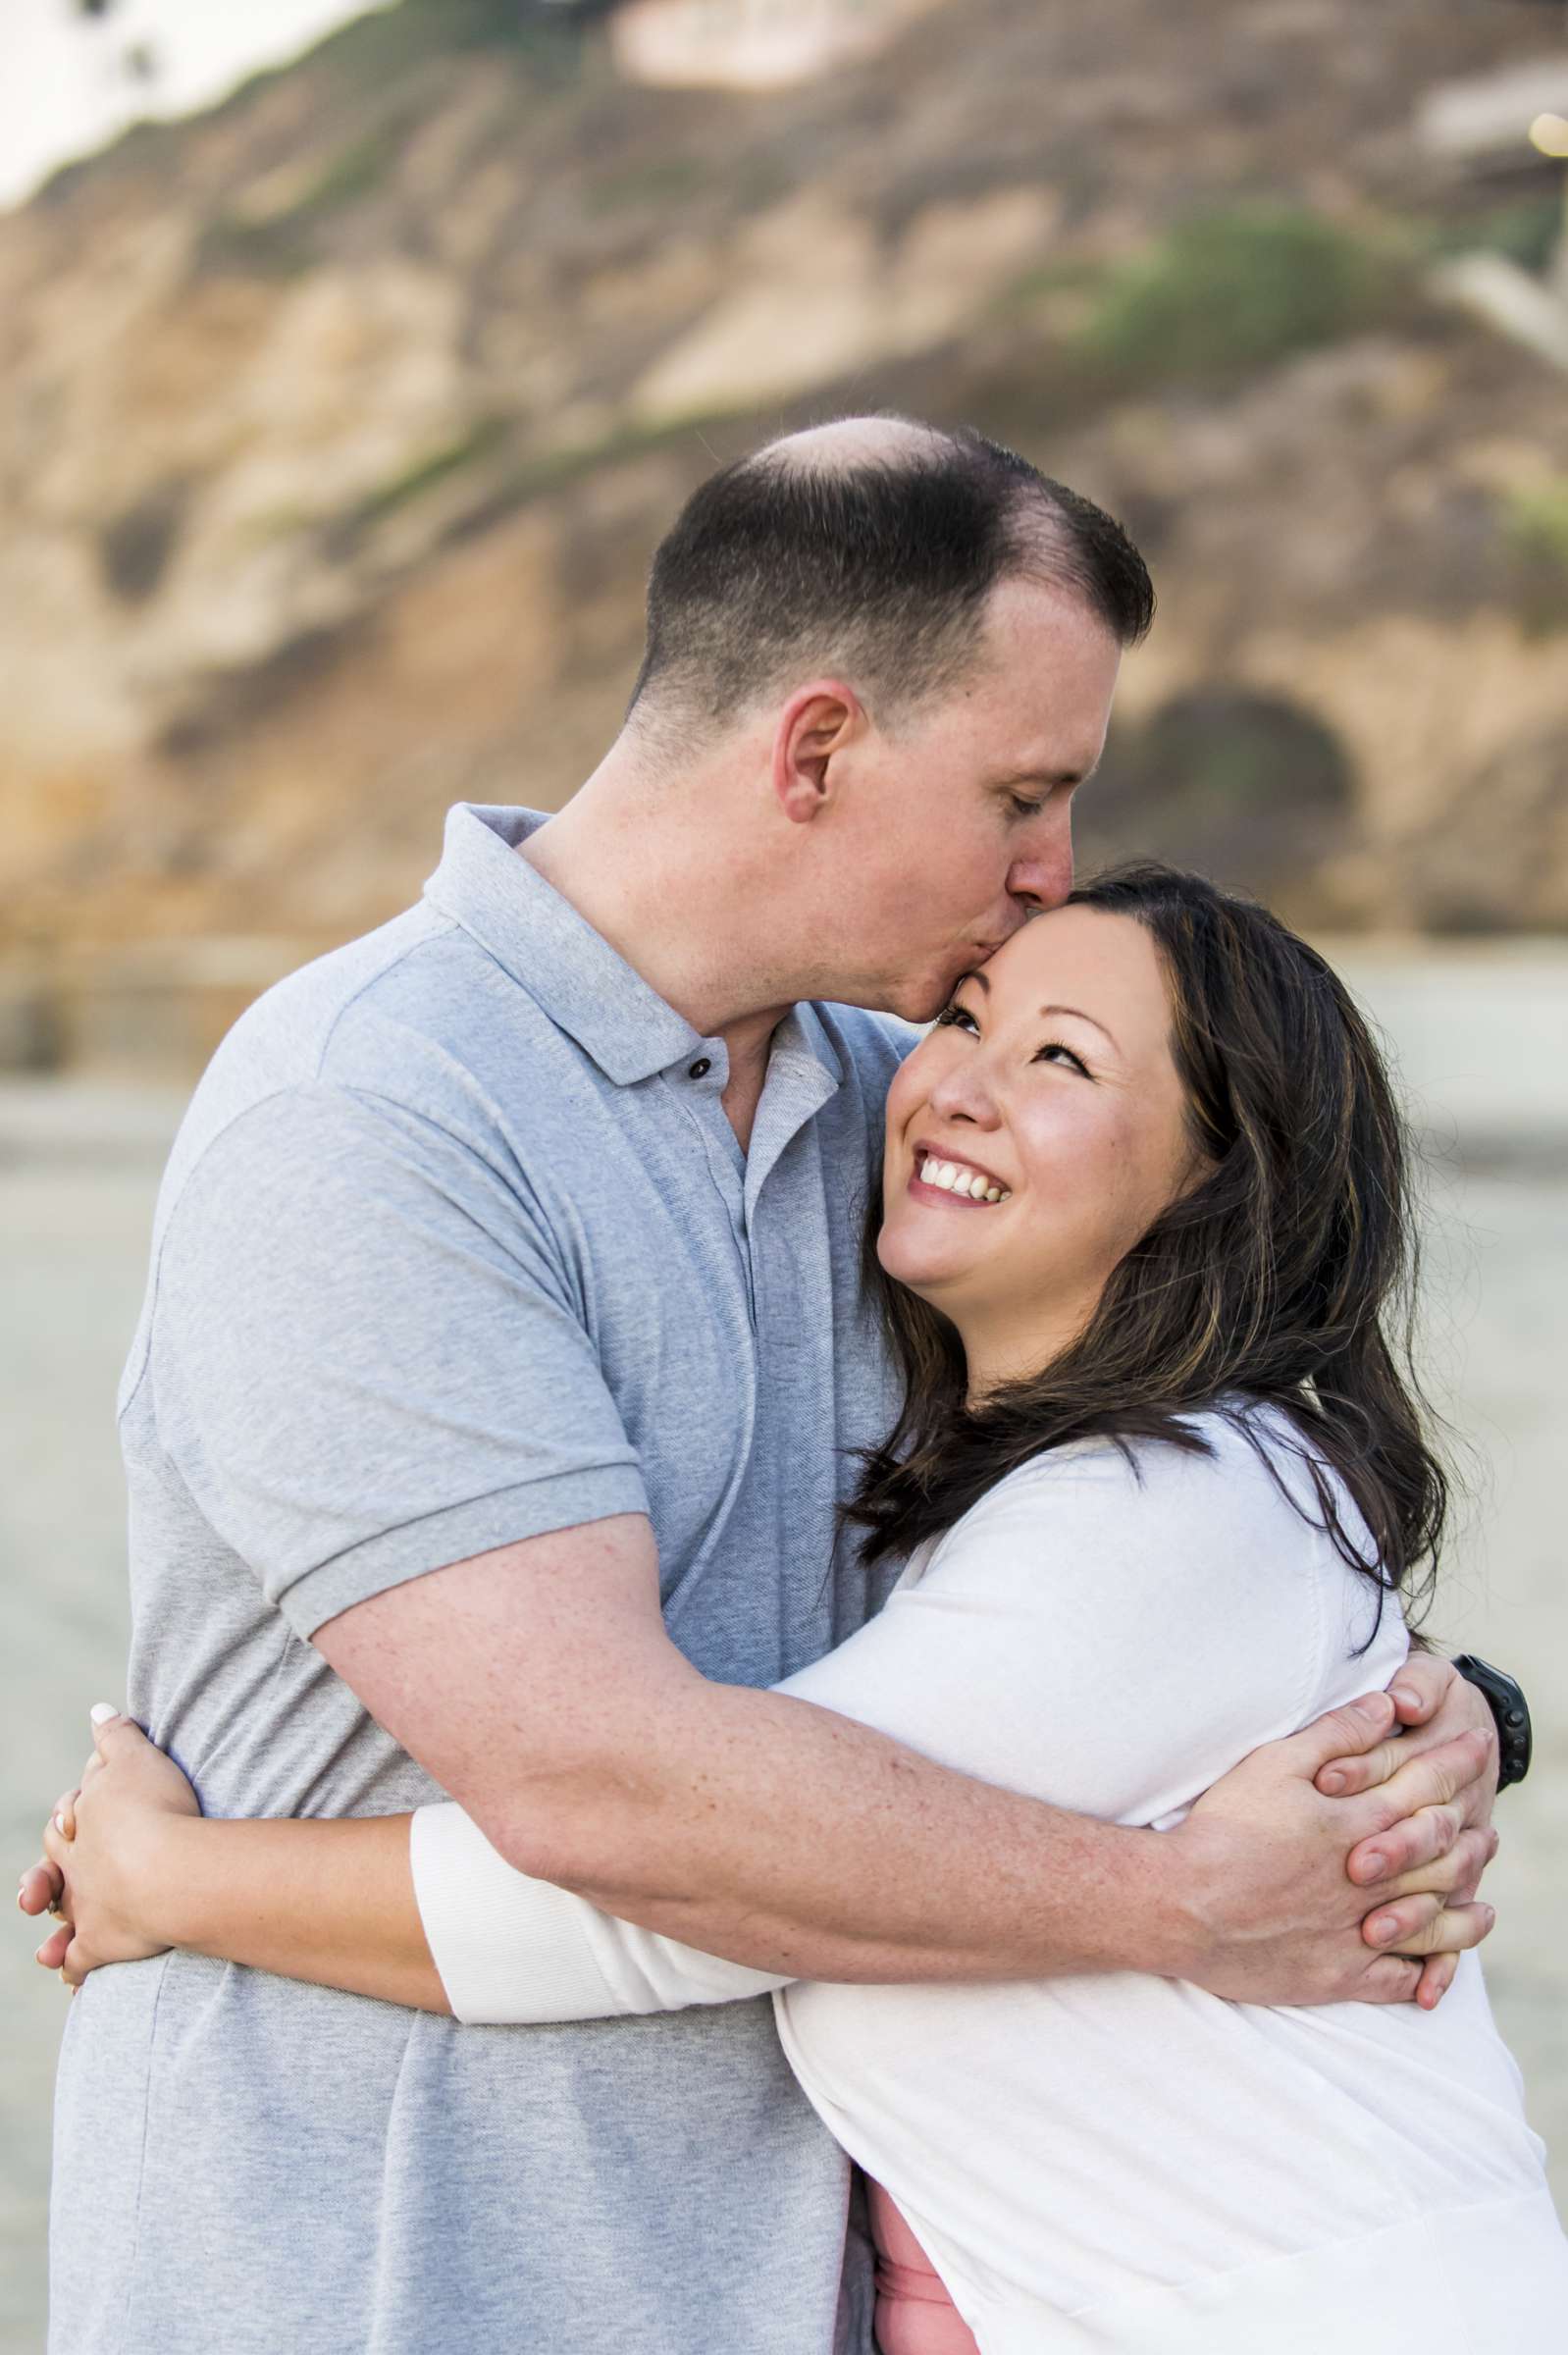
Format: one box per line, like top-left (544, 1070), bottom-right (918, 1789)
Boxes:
top-left (954, 972), bottom-right (1120, 1051)
top-left (1040, 1003), bottom-right (1119, 1050)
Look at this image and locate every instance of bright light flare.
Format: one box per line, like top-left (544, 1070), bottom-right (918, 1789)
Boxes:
top-left (1528, 112), bottom-right (1568, 160)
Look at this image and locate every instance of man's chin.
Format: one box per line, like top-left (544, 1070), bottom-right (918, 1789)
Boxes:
top-left (889, 974), bottom-right (963, 1027)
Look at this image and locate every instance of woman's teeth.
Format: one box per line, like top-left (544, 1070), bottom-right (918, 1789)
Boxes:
top-left (917, 1157), bottom-right (1010, 1203)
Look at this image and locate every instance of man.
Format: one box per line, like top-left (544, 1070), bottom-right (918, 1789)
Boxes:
top-left (42, 419), bottom-right (1500, 2353)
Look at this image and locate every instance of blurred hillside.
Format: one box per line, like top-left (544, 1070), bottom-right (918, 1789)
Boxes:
top-left (4, 0), bottom-right (1568, 1068)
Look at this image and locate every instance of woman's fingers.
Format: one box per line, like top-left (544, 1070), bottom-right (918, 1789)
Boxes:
top-left (34, 1919), bottom-right (73, 1972)
top-left (59, 1934), bottom-right (93, 1992)
top-left (49, 1789), bottom-right (79, 1843)
top-left (1362, 1893), bottom-right (1494, 1958)
top-left (16, 1859), bottom-right (65, 1917)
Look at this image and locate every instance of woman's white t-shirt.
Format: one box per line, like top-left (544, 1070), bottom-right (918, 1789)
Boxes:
top-left (409, 1406), bottom-right (1565, 2351)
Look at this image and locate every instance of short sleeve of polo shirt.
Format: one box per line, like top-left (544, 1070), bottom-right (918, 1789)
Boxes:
top-left (144, 1079), bottom-right (650, 1640)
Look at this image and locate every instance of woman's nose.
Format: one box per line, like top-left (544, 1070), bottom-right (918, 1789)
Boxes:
top-left (926, 1055), bottom-right (1002, 1128)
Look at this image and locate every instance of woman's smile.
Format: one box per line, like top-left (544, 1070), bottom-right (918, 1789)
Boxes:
top-left (909, 1143), bottom-right (1014, 1207)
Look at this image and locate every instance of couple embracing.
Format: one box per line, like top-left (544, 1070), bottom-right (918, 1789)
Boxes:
top-left (26, 417), bottom-right (1566, 2352)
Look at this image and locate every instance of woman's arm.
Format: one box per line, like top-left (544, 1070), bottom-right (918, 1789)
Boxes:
top-left (34, 1710), bottom-right (784, 2015)
top-left (33, 1721), bottom-right (446, 2010)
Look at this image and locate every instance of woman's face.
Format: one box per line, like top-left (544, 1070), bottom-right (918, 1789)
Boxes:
top-left (878, 905), bottom-right (1202, 1380)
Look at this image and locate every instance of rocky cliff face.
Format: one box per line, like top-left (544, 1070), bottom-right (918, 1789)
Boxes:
top-left (3, 0), bottom-right (1566, 1066)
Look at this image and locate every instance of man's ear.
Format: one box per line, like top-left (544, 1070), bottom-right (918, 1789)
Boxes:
top-left (769, 680), bottom-right (864, 824)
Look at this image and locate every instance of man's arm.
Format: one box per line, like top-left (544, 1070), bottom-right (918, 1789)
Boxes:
top-left (308, 1512), bottom-right (1494, 2003)
top-left (85, 1082), bottom-right (1492, 2011)
top-left (29, 1529), bottom-right (1496, 2007)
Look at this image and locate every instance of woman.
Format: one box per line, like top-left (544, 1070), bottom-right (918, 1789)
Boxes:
top-left (29, 867), bottom-right (1567, 2350)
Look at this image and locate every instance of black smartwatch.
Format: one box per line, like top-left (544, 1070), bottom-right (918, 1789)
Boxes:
top-left (1452, 1655), bottom-right (1533, 1791)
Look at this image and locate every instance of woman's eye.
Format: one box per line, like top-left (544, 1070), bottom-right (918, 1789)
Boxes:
top-left (934, 1002), bottom-right (978, 1033)
top-left (1035, 1041), bottom-right (1091, 1077)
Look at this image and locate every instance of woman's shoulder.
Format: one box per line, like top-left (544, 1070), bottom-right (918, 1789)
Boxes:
top-left (927, 1399), bottom-right (1375, 1594)
top-left (953, 1400), bottom-right (1299, 1517)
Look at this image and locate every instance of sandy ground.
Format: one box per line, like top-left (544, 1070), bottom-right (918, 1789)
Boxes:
top-left (3, 948), bottom-right (1566, 2346)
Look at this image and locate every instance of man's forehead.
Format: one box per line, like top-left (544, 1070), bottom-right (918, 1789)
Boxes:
top-left (966, 582), bottom-right (1121, 744)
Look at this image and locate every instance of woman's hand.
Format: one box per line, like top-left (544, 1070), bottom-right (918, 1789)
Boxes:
top-left (21, 1715), bottom-right (447, 2012)
top-left (23, 1707), bottom-right (201, 1989)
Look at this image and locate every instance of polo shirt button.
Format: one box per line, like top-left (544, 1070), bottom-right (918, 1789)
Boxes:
top-left (688, 1057), bottom-right (711, 1079)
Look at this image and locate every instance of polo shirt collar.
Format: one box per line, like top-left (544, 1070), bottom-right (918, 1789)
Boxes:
top-left (422, 804), bottom-right (702, 1084)
top-left (422, 804), bottom-right (844, 1098)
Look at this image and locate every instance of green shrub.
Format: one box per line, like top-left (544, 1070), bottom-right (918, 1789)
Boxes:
top-left (1427, 194), bottom-right (1563, 279)
top-left (1078, 206), bottom-right (1398, 387)
top-left (347, 416), bottom-right (515, 536)
top-left (1504, 478), bottom-right (1568, 634)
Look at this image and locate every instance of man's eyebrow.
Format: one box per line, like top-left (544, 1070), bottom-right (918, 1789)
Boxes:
top-left (998, 768), bottom-right (1087, 791)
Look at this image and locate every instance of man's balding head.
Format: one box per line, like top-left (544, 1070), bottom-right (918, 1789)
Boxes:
top-left (756, 415), bottom-right (952, 472)
top-left (626, 414), bottom-right (1153, 741)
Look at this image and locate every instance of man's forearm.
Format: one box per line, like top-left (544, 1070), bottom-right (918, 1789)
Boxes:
top-left (487, 1679), bottom-right (1185, 1985)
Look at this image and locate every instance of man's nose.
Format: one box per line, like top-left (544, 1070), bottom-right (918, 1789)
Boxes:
top-left (1007, 811), bottom-right (1074, 913)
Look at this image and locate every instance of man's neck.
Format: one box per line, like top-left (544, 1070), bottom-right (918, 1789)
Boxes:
top-left (517, 754), bottom-right (800, 1150)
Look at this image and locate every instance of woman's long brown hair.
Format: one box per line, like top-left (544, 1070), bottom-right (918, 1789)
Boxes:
top-left (845, 864), bottom-right (1448, 1628)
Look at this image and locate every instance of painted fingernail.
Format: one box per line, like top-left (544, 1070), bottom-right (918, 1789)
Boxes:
top-left (89, 1703), bottom-right (119, 1726)
top-left (1319, 1770), bottom-right (1346, 1795)
top-left (53, 1813), bottom-right (67, 1835)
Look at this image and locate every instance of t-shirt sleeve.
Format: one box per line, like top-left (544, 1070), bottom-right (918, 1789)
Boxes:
top-left (408, 1421), bottom-right (1373, 2026)
top-left (144, 1081), bottom-right (649, 1639)
top-left (410, 1802), bottom-right (791, 2024)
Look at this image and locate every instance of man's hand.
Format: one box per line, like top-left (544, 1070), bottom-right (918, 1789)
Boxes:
top-left (1170, 1686), bottom-right (1496, 2008)
top-left (1313, 1651), bottom-right (1502, 2009)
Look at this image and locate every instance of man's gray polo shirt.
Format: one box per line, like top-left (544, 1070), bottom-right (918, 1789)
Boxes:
top-left (50, 804), bottom-right (911, 2355)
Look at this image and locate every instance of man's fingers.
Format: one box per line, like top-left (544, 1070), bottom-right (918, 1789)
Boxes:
top-left (1345, 1728), bottom-right (1492, 1882)
top-left (42, 1813), bottom-right (74, 1872)
top-left (1316, 1736), bottom-right (1404, 1799)
top-left (1352, 1953), bottom-right (1426, 2005)
top-left (1363, 1898), bottom-right (1494, 1960)
top-left (1416, 1953), bottom-right (1461, 2010)
top-left (1350, 1799), bottom-right (1465, 1888)
top-left (1281, 1690), bottom-right (1399, 1781)
top-left (1380, 1825), bottom-right (1494, 1905)
top-left (1385, 1652), bottom-right (1452, 1728)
